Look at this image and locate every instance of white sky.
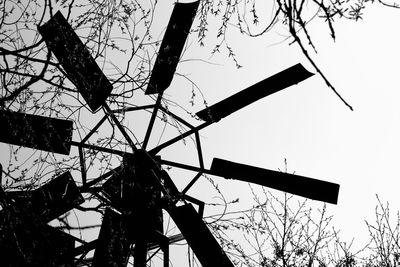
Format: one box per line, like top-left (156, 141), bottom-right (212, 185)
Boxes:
top-left (2, 0), bottom-right (400, 264)
top-left (163, 2), bottom-right (400, 245)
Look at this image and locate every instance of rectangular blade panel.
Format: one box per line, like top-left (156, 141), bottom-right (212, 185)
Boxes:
top-left (0, 218), bottom-right (75, 266)
top-left (92, 208), bottom-right (131, 267)
top-left (145, 1), bottom-right (200, 94)
top-left (168, 204), bottom-right (234, 267)
top-left (0, 110), bottom-right (73, 154)
top-left (7, 172), bottom-right (84, 222)
top-left (196, 63), bottom-right (314, 122)
top-left (210, 158), bottom-right (339, 204)
top-left (102, 154), bottom-right (164, 235)
top-left (38, 11), bottom-right (113, 112)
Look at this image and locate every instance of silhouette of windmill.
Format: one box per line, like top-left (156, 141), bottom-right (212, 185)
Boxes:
top-left (0, 1), bottom-right (339, 266)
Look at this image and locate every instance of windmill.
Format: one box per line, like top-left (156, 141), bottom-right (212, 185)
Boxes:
top-left (0, 1), bottom-right (340, 266)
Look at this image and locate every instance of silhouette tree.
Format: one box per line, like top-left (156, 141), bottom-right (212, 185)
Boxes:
top-left (0, 1), bottom-right (162, 186)
top-left (198, 0), bottom-right (400, 110)
top-left (1, 1), bottom-right (397, 266)
top-left (211, 187), bottom-right (400, 267)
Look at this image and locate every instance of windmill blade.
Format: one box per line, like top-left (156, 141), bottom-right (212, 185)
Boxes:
top-left (0, 224), bottom-right (76, 266)
top-left (0, 110), bottom-right (73, 154)
top-left (101, 167), bottom-right (163, 236)
top-left (38, 11), bottom-right (113, 112)
top-left (145, 1), bottom-right (200, 94)
top-left (100, 150), bottom-right (164, 266)
top-left (102, 152), bottom-right (163, 234)
top-left (196, 63), bottom-right (314, 122)
top-left (6, 172), bottom-right (84, 222)
top-left (0, 196), bottom-right (76, 266)
top-left (168, 204), bottom-right (234, 267)
top-left (92, 208), bottom-right (131, 267)
top-left (210, 158), bottom-right (339, 204)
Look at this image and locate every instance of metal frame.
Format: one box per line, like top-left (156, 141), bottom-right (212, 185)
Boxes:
top-left (0, 2), bottom-right (340, 266)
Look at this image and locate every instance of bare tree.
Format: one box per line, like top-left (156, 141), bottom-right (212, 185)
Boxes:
top-left (3, 1), bottom-right (400, 266)
top-left (208, 188), bottom-right (400, 267)
top-left (197, 0), bottom-right (400, 111)
top-left (0, 0), bottom-right (162, 188)
top-left (3, 0), bottom-right (399, 187)
top-left (363, 195), bottom-right (400, 267)
top-left (208, 186), bottom-right (339, 267)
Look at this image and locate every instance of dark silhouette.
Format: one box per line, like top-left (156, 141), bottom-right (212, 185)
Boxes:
top-left (0, 110), bottom-right (73, 154)
top-left (145, 1), bottom-right (199, 94)
top-left (196, 63), bottom-right (313, 122)
top-left (38, 11), bottom-right (113, 113)
top-left (0, 1), bottom-right (340, 266)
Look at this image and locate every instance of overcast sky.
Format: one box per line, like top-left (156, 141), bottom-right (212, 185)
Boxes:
top-left (2, 0), bottom-right (400, 264)
top-left (160, 2), bottom-right (400, 245)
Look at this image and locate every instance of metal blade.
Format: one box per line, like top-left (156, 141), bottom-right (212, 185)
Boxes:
top-left (196, 63), bottom-right (314, 122)
top-left (6, 172), bottom-right (84, 222)
top-left (102, 151), bottom-right (163, 233)
top-left (210, 158), bottom-right (339, 204)
top-left (0, 226), bottom-right (76, 266)
top-left (145, 1), bottom-right (200, 94)
top-left (0, 110), bottom-right (73, 154)
top-left (92, 208), bottom-right (131, 267)
top-left (38, 11), bottom-right (113, 112)
top-left (0, 206), bottom-right (76, 266)
top-left (168, 204), bottom-right (234, 267)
